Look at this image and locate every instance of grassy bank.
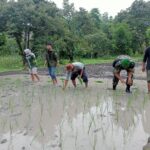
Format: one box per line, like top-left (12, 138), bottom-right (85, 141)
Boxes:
top-left (81, 55), bottom-right (142, 64)
top-left (0, 56), bottom-right (22, 72)
top-left (0, 55), bottom-right (143, 72)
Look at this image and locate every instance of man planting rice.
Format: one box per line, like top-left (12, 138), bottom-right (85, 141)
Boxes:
top-left (63, 62), bottom-right (88, 90)
top-left (112, 55), bottom-right (135, 93)
top-left (24, 49), bottom-right (40, 82)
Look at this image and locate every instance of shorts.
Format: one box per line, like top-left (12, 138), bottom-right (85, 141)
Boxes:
top-left (147, 70), bottom-right (150, 82)
top-left (71, 69), bottom-right (88, 83)
top-left (29, 67), bottom-right (37, 74)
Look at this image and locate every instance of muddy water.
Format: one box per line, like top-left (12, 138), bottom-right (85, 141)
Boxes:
top-left (0, 75), bottom-right (150, 150)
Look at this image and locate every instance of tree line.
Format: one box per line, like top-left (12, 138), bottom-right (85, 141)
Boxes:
top-left (0, 0), bottom-right (150, 62)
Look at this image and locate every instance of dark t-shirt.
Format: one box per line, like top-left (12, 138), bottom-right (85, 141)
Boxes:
top-left (45, 51), bottom-right (57, 67)
top-left (143, 47), bottom-right (150, 70)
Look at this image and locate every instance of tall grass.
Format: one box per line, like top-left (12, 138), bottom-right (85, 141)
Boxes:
top-left (0, 56), bottom-right (22, 72)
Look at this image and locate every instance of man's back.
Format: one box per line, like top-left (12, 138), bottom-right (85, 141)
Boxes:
top-left (113, 57), bottom-right (133, 70)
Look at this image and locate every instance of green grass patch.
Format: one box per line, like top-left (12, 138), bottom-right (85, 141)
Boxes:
top-left (60, 78), bottom-right (65, 81)
top-left (95, 80), bottom-right (103, 83)
top-left (80, 57), bottom-right (116, 64)
top-left (0, 55), bottom-right (143, 72)
top-left (0, 56), bottom-right (22, 72)
top-left (4, 77), bottom-right (11, 80)
top-left (79, 55), bottom-right (142, 65)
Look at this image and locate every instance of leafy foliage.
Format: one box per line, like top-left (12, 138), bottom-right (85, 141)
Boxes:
top-left (0, 0), bottom-right (150, 64)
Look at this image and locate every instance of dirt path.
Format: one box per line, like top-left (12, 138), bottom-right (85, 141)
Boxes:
top-left (0, 63), bottom-right (146, 80)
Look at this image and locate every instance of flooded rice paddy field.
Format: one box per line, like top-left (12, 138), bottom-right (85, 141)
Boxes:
top-left (0, 74), bottom-right (150, 150)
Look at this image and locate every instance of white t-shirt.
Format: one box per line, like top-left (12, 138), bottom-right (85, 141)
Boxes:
top-left (65, 62), bottom-right (85, 80)
top-left (72, 62), bottom-right (84, 70)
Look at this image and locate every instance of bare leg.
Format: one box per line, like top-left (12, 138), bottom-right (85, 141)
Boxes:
top-left (34, 74), bottom-right (40, 81)
top-left (52, 79), bottom-right (57, 85)
top-left (72, 80), bottom-right (76, 87)
top-left (31, 74), bottom-right (35, 81)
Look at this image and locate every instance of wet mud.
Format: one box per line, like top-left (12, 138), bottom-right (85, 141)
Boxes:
top-left (0, 63), bottom-right (149, 150)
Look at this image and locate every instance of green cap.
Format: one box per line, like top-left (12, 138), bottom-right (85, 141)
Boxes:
top-left (121, 59), bottom-right (130, 69)
top-left (121, 59), bottom-right (135, 69)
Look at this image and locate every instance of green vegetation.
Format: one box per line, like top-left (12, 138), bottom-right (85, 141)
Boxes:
top-left (0, 56), bottom-right (22, 72)
top-left (0, 0), bottom-right (150, 66)
top-left (0, 55), bottom-right (142, 72)
top-left (95, 80), bottom-right (103, 83)
top-left (0, 63), bottom-right (149, 149)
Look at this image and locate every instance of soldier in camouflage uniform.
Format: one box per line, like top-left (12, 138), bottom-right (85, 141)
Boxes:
top-left (112, 55), bottom-right (135, 93)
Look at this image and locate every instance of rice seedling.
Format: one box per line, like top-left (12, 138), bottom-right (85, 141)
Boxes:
top-left (92, 134), bottom-right (97, 150)
top-left (74, 128), bottom-right (78, 150)
top-left (87, 113), bottom-right (95, 134)
top-left (0, 74), bottom-right (149, 150)
top-left (4, 77), bottom-right (11, 81)
top-left (95, 80), bottom-right (103, 83)
top-left (30, 133), bottom-right (40, 146)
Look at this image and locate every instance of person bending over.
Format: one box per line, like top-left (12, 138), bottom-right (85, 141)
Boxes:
top-left (112, 55), bottom-right (135, 93)
top-left (24, 49), bottom-right (40, 81)
top-left (63, 62), bottom-right (88, 90)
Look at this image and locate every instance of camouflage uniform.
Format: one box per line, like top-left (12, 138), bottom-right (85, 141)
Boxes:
top-left (112, 55), bottom-right (135, 93)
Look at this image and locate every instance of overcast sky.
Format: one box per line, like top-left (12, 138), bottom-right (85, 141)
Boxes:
top-left (51, 0), bottom-right (143, 17)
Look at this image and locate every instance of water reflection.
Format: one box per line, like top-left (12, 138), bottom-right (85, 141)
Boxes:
top-left (142, 101), bottom-right (150, 134)
top-left (0, 76), bottom-right (150, 150)
top-left (51, 94), bottom-right (150, 150)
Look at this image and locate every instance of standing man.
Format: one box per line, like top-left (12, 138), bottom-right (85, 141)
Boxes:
top-left (24, 49), bottom-right (40, 81)
top-left (63, 62), bottom-right (88, 90)
top-left (45, 42), bottom-right (58, 85)
top-left (142, 46), bottom-right (150, 93)
top-left (112, 55), bottom-right (135, 93)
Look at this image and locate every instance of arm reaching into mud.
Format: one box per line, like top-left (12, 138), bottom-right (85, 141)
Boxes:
top-left (80, 69), bottom-right (83, 77)
top-left (114, 72), bottom-right (126, 84)
top-left (63, 80), bottom-right (68, 90)
top-left (142, 62), bottom-right (146, 72)
top-left (127, 72), bottom-right (133, 85)
top-left (63, 71), bottom-right (71, 90)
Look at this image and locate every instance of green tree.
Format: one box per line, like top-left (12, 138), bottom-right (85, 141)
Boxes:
top-left (112, 23), bottom-right (132, 55)
top-left (85, 31), bottom-right (111, 57)
top-left (0, 33), bottom-right (6, 55)
top-left (115, 0), bottom-right (150, 52)
top-left (145, 28), bottom-right (150, 46)
top-left (90, 8), bottom-right (101, 29)
top-left (73, 8), bottom-right (95, 36)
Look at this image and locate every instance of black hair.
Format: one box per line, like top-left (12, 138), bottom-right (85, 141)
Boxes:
top-left (47, 42), bottom-right (52, 46)
top-left (129, 62), bottom-right (135, 68)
